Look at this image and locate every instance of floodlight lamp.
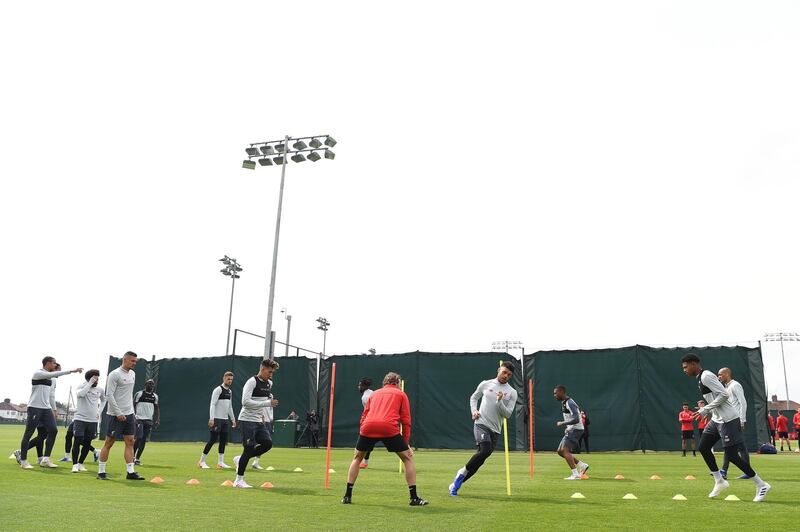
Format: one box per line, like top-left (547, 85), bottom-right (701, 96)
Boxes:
top-left (309, 138), bottom-right (323, 149)
top-left (307, 151), bottom-right (321, 162)
top-left (324, 149), bottom-right (335, 160)
top-left (260, 145), bottom-right (275, 156)
top-left (232, 274), bottom-right (240, 279)
top-left (242, 160), bottom-right (256, 170)
top-left (245, 147), bottom-right (259, 156)
top-left (291, 153), bottom-right (306, 163)
top-left (292, 140), bottom-right (308, 150)
top-left (275, 143), bottom-right (286, 153)
top-left (273, 156), bottom-right (285, 165)
top-left (221, 269), bottom-right (231, 275)
top-left (324, 136), bottom-right (337, 147)
top-left (258, 158), bottom-right (273, 166)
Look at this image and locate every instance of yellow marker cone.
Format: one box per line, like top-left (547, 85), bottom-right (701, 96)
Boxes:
top-left (150, 476), bottom-right (164, 484)
top-left (622, 493), bottom-right (638, 500)
top-left (260, 481), bottom-right (274, 489)
top-left (293, 467), bottom-right (303, 472)
top-left (684, 475), bottom-right (696, 480)
top-left (614, 474), bottom-right (625, 480)
top-left (650, 475), bottom-right (661, 480)
top-left (672, 494), bottom-right (687, 500)
top-left (570, 492), bottom-right (585, 499)
top-left (724, 495), bottom-right (740, 501)
top-left (186, 478), bottom-right (200, 485)
top-left (266, 466), bottom-right (275, 471)
top-left (328, 468), bottom-right (336, 473)
top-left (220, 480), bottom-right (233, 487)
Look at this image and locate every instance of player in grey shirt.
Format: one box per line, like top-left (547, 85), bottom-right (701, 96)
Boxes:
top-left (718, 367), bottom-right (752, 480)
top-left (358, 378), bottom-right (374, 469)
top-left (554, 385), bottom-right (589, 480)
top-left (71, 369), bottom-right (106, 472)
top-left (97, 351), bottom-right (144, 481)
top-left (199, 371), bottom-right (237, 469)
top-left (449, 362), bottom-right (518, 496)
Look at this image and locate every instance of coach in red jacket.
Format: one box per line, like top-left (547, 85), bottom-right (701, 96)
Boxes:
top-left (342, 372), bottom-right (428, 506)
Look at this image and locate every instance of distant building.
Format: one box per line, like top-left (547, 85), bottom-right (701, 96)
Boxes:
top-left (768, 394), bottom-right (800, 412)
top-left (0, 399), bottom-right (26, 421)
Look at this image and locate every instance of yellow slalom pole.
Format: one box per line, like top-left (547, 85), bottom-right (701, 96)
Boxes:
top-left (500, 360), bottom-right (511, 496)
top-left (399, 379), bottom-right (405, 473)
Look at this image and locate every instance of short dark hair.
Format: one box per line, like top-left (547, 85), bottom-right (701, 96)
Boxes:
top-left (501, 361), bottom-right (515, 373)
top-left (42, 356), bottom-right (55, 366)
top-left (359, 377), bottom-right (372, 387)
top-left (85, 369), bottom-right (100, 381)
top-left (261, 359), bottom-right (280, 370)
top-left (123, 351), bottom-right (138, 359)
top-left (682, 402), bottom-right (689, 407)
top-left (555, 384), bottom-right (566, 393)
top-left (681, 353), bottom-right (700, 364)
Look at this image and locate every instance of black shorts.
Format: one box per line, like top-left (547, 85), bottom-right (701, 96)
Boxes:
top-left (73, 420), bottom-right (98, 440)
top-left (240, 420), bottom-right (271, 447)
top-left (211, 418), bottom-right (231, 434)
top-left (474, 424), bottom-right (499, 449)
top-left (702, 419), bottom-right (743, 448)
top-left (106, 414), bottom-right (136, 439)
top-left (778, 431), bottom-right (789, 439)
top-left (682, 430), bottom-right (695, 440)
top-left (356, 434), bottom-right (408, 453)
top-left (559, 429), bottom-right (583, 452)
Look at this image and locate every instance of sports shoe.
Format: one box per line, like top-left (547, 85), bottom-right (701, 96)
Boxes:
top-left (564, 475), bottom-right (581, 480)
top-left (737, 474), bottom-right (751, 480)
top-left (78, 464), bottom-right (88, 472)
top-left (59, 456), bottom-right (71, 462)
top-left (93, 450), bottom-right (99, 462)
top-left (708, 479), bottom-right (729, 498)
top-left (341, 496), bottom-right (352, 504)
top-left (13, 450), bottom-right (21, 465)
top-left (126, 472), bottom-right (145, 480)
top-left (251, 463), bottom-right (264, 471)
top-left (451, 472), bottom-right (465, 492)
top-left (448, 483), bottom-right (458, 496)
top-left (198, 462), bottom-right (210, 469)
top-left (578, 463), bottom-right (590, 476)
top-left (233, 479), bottom-right (252, 489)
top-left (753, 482), bottom-right (771, 502)
top-left (359, 462), bottom-right (368, 469)
top-left (217, 462), bottom-right (231, 469)
top-left (72, 464), bottom-right (80, 473)
top-left (97, 472), bottom-right (108, 480)
top-left (134, 459), bottom-right (141, 466)
top-left (409, 498), bottom-right (429, 506)
top-left (40, 459), bottom-right (58, 468)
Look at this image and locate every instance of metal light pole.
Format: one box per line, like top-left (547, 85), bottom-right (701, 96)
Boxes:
top-left (242, 134), bottom-right (336, 360)
top-left (763, 332), bottom-right (799, 411)
top-left (219, 256), bottom-right (242, 356)
top-left (492, 340), bottom-right (524, 379)
top-left (281, 308), bottom-right (292, 357)
top-left (317, 317), bottom-right (330, 357)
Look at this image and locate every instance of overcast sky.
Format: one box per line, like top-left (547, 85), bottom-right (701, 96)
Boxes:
top-left (1, 1), bottom-right (798, 407)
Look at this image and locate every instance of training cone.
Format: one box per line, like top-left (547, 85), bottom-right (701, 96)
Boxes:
top-left (328, 468), bottom-right (336, 473)
top-left (260, 482), bottom-right (274, 489)
top-left (293, 467), bottom-right (303, 472)
top-left (684, 475), bottom-right (696, 480)
top-left (672, 494), bottom-right (687, 500)
top-left (724, 495), bottom-right (740, 501)
top-left (220, 480), bottom-right (233, 487)
top-left (622, 493), bottom-right (638, 500)
top-left (650, 475), bottom-right (661, 480)
top-left (614, 474), bottom-right (625, 480)
top-left (186, 478), bottom-right (200, 485)
top-left (265, 466), bottom-right (276, 471)
top-left (570, 492), bottom-right (585, 499)
top-left (580, 473), bottom-right (589, 479)
top-left (150, 476), bottom-right (164, 484)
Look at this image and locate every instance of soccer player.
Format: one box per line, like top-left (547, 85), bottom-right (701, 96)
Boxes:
top-left (71, 370), bottom-right (106, 473)
top-left (718, 367), bottom-right (750, 480)
top-left (232, 359), bottom-right (279, 488)
top-left (578, 410), bottom-right (590, 453)
top-left (767, 412), bottom-right (776, 446)
top-left (98, 351), bottom-right (144, 480)
top-left (343, 372), bottom-right (427, 506)
top-left (358, 377), bottom-right (374, 469)
top-left (250, 378), bottom-right (275, 472)
top-left (681, 353), bottom-right (770, 501)
top-left (199, 371), bottom-right (236, 469)
top-left (16, 357), bottom-right (82, 470)
top-left (132, 379), bottom-right (160, 465)
top-left (552, 385), bottom-right (589, 480)
top-left (27, 363), bottom-right (66, 465)
top-left (679, 403), bottom-right (696, 457)
top-left (449, 362), bottom-right (517, 496)
top-left (58, 421), bottom-right (98, 463)
top-left (794, 409), bottom-right (800, 443)
top-left (776, 411), bottom-right (792, 451)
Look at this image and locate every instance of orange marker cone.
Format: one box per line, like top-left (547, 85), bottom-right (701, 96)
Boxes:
top-left (260, 481), bottom-right (274, 489)
top-left (684, 475), bottom-right (696, 480)
top-left (150, 476), bottom-right (164, 484)
top-left (614, 474), bottom-right (625, 480)
top-left (220, 480), bottom-right (233, 487)
top-left (186, 478), bottom-right (200, 485)
top-left (580, 473), bottom-right (589, 479)
top-left (650, 475), bottom-right (661, 480)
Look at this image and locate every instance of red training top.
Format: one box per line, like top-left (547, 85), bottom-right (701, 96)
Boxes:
top-left (776, 415), bottom-right (789, 432)
top-left (768, 415), bottom-right (775, 430)
top-left (697, 415), bottom-right (708, 430)
top-left (359, 383), bottom-right (411, 442)
top-left (679, 410), bottom-right (694, 431)
top-left (794, 412), bottom-right (800, 429)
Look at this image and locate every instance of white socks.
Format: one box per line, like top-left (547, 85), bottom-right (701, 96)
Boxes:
top-left (457, 466), bottom-right (468, 476)
top-left (200, 453), bottom-right (207, 462)
top-left (571, 468), bottom-right (579, 477)
top-left (751, 474), bottom-right (766, 487)
top-left (235, 475), bottom-right (244, 482)
top-left (98, 461), bottom-right (106, 474)
top-left (218, 453), bottom-right (225, 464)
top-left (252, 457), bottom-right (260, 466)
top-left (126, 462), bottom-right (135, 474)
top-left (577, 461), bottom-right (587, 469)
top-left (712, 471), bottom-right (723, 481)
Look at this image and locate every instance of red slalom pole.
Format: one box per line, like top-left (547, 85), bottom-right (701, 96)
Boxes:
top-left (324, 362), bottom-right (337, 489)
top-left (529, 378), bottom-right (534, 479)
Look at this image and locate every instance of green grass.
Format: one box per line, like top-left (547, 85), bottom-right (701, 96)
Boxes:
top-left (1, 425), bottom-right (797, 530)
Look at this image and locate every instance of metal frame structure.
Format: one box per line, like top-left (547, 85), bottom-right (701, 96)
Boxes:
top-left (763, 332), bottom-right (798, 411)
top-left (219, 256), bottom-right (242, 356)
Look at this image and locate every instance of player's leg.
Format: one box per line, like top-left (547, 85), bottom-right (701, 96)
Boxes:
top-left (97, 434), bottom-right (116, 479)
top-left (217, 430), bottom-right (230, 467)
top-left (343, 436), bottom-right (376, 503)
top-left (61, 421), bottom-right (74, 461)
top-left (200, 428), bottom-right (219, 468)
top-left (71, 422), bottom-right (82, 467)
top-left (390, 435), bottom-right (426, 506)
top-left (17, 409), bottom-right (43, 468)
top-left (361, 449), bottom-right (372, 468)
top-left (681, 433), bottom-right (687, 456)
top-left (698, 422), bottom-right (729, 497)
top-left (40, 409), bottom-right (59, 466)
top-left (135, 422), bottom-right (151, 462)
top-left (450, 425), bottom-right (496, 495)
top-left (719, 420), bottom-right (770, 501)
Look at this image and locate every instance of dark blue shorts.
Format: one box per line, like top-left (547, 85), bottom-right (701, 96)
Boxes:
top-left (73, 420), bottom-right (98, 440)
top-left (106, 414), bottom-right (136, 439)
top-left (240, 420), bottom-right (270, 447)
top-left (211, 418), bottom-right (231, 434)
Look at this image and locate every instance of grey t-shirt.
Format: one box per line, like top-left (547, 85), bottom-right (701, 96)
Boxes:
top-left (470, 379), bottom-right (517, 434)
top-left (28, 369), bottom-right (71, 410)
top-left (105, 367), bottom-right (136, 416)
top-left (75, 380), bottom-right (106, 422)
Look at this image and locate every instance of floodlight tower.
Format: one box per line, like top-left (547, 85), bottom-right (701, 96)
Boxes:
top-left (219, 256), bottom-right (243, 356)
top-left (317, 317), bottom-right (330, 357)
top-left (242, 134), bottom-right (337, 360)
top-left (492, 340), bottom-right (525, 378)
top-left (763, 332), bottom-right (799, 411)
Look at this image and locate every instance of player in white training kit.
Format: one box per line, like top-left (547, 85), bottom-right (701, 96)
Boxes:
top-left (133, 379), bottom-right (160, 465)
top-left (358, 378), bottom-right (374, 469)
top-left (718, 367), bottom-right (752, 480)
top-left (553, 385), bottom-right (589, 480)
top-left (449, 362), bottom-right (518, 496)
top-left (98, 351), bottom-right (144, 481)
top-left (199, 371), bottom-right (236, 469)
top-left (681, 353), bottom-right (770, 502)
top-left (251, 375), bottom-right (274, 471)
top-left (71, 370), bottom-right (106, 472)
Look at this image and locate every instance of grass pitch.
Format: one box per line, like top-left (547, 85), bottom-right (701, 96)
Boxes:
top-left (0, 426), bottom-right (797, 531)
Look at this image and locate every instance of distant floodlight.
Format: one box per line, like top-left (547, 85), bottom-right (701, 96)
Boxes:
top-left (324, 149), bottom-right (335, 160)
top-left (307, 151), bottom-right (321, 162)
top-left (291, 153), bottom-right (306, 163)
top-left (260, 145), bottom-right (275, 156)
top-left (309, 138), bottom-right (323, 149)
top-left (273, 156), bottom-right (285, 165)
top-left (232, 274), bottom-right (240, 279)
top-left (325, 136), bottom-right (337, 147)
top-left (221, 269), bottom-right (231, 275)
top-left (245, 147), bottom-right (259, 156)
top-left (258, 158), bottom-right (273, 166)
top-left (275, 143), bottom-right (285, 153)
top-left (292, 140), bottom-right (308, 150)
top-left (242, 159), bottom-right (256, 169)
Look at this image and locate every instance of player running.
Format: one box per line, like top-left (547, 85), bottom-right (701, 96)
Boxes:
top-left (553, 385), bottom-right (589, 480)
